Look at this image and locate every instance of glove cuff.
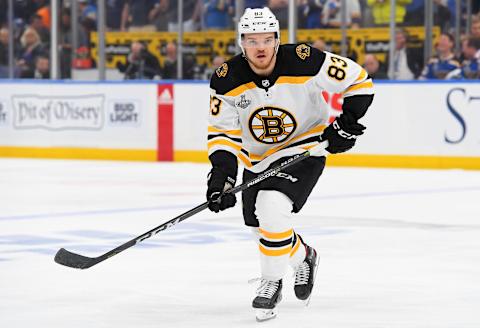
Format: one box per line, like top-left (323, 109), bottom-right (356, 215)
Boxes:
top-left (332, 119), bottom-right (358, 140)
top-left (209, 150), bottom-right (238, 184)
top-left (336, 115), bottom-right (366, 137)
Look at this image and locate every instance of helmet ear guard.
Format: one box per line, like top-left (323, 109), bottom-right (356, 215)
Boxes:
top-left (238, 7), bottom-right (281, 55)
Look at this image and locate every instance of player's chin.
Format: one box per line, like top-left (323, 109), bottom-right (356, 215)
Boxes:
top-left (253, 57), bottom-right (272, 68)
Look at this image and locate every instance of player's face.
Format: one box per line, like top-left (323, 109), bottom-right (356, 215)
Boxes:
top-left (242, 33), bottom-right (277, 71)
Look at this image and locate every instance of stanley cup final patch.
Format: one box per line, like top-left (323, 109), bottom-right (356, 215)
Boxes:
top-left (235, 95), bottom-right (251, 109)
top-left (296, 44), bottom-right (311, 60)
top-left (216, 63), bottom-right (228, 78)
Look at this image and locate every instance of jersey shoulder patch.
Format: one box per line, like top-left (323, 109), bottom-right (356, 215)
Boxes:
top-left (295, 43), bottom-right (311, 60)
top-left (210, 54), bottom-right (252, 96)
top-left (215, 62), bottom-right (229, 78)
top-left (279, 44), bottom-right (325, 77)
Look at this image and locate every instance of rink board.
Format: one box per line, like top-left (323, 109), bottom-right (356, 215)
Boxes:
top-left (0, 80), bottom-right (479, 169)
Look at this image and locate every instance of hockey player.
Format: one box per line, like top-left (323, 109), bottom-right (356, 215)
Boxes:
top-left (206, 7), bottom-right (374, 321)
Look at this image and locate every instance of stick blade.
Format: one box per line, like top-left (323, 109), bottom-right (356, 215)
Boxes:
top-left (54, 248), bottom-right (97, 269)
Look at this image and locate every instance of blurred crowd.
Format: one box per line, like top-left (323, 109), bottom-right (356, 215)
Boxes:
top-left (0, 0), bottom-right (479, 80)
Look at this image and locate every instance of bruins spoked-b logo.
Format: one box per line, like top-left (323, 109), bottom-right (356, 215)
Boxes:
top-left (249, 107), bottom-right (297, 144)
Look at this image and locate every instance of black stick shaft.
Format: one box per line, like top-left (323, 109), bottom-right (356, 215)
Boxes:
top-left (55, 143), bottom-right (327, 269)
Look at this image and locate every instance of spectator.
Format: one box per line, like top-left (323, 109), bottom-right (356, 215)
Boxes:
top-left (161, 41), bottom-right (198, 79)
top-left (211, 54), bottom-right (225, 68)
top-left (29, 14), bottom-right (50, 45)
top-left (387, 28), bottom-right (423, 79)
top-left (72, 46), bottom-right (94, 69)
top-left (149, 0), bottom-right (170, 31)
top-left (363, 54), bottom-right (388, 79)
top-left (30, 54), bottom-right (50, 79)
top-left (0, 27), bottom-right (9, 67)
top-left (268, 0), bottom-right (289, 28)
top-left (168, 0), bottom-right (203, 32)
top-left (404, 0), bottom-right (451, 31)
top-left (420, 33), bottom-right (460, 79)
top-left (117, 41), bottom-right (161, 79)
top-left (367, 0), bottom-right (411, 26)
top-left (447, 37), bottom-right (480, 79)
top-left (322, 0), bottom-right (361, 29)
top-left (59, 8), bottom-right (72, 79)
top-left (312, 39), bottom-right (327, 52)
top-left (404, 0), bottom-right (423, 15)
top-left (16, 27), bottom-right (46, 78)
top-left (0, 1), bottom-right (6, 27)
top-left (203, 0), bottom-right (235, 30)
top-left (106, 0), bottom-right (127, 31)
top-left (13, 1), bottom-right (39, 23)
top-left (36, 1), bottom-right (51, 29)
top-left (79, 0), bottom-right (98, 26)
top-left (445, 0), bottom-right (468, 31)
top-left (162, 42), bottom-right (178, 79)
top-left (433, 0), bottom-right (452, 32)
top-left (121, 0), bottom-right (156, 31)
top-left (298, 0), bottom-right (325, 29)
top-left (78, 0), bottom-right (97, 47)
top-left (471, 17), bottom-right (480, 38)
top-left (18, 54), bottom-right (50, 79)
top-left (245, 0), bottom-right (268, 8)
top-left (202, 54), bottom-right (226, 79)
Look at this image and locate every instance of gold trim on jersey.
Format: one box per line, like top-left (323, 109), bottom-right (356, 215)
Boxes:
top-left (300, 143), bottom-right (320, 151)
top-left (276, 76), bottom-right (312, 84)
top-left (343, 80), bottom-right (373, 94)
top-left (224, 82), bottom-right (257, 97)
top-left (238, 151), bottom-right (253, 167)
top-left (208, 126), bottom-right (242, 136)
top-left (355, 69), bottom-right (368, 82)
top-left (207, 138), bottom-right (242, 151)
top-left (250, 124), bottom-right (326, 161)
top-left (237, 124), bottom-right (326, 167)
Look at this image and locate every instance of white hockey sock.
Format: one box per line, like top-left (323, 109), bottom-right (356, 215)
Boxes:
top-left (253, 190), bottom-right (294, 281)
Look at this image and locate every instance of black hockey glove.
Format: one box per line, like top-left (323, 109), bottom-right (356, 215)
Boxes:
top-left (321, 115), bottom-right (366, 154)
top-left (206, 151), bottom-right (238, 213)
top-left (206, 168), bottom-right (236, 213)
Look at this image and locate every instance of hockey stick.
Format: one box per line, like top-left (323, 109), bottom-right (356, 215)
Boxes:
top-left (54, 141), bottom-right (328, 269)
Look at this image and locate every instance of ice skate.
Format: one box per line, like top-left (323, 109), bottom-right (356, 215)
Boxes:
top-left (252, 279), bottom-right (282, 322)
top-left (294, 245), bottom-right (319, 305)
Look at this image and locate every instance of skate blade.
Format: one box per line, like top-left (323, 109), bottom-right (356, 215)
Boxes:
top-left (304, 255), bottom-right (321, 307)
top-left (255, 308), bottom-right (277, 322)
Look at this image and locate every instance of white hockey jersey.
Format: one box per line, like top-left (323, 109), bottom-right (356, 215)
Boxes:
top-left (208, 44), bottom-right (374, 173)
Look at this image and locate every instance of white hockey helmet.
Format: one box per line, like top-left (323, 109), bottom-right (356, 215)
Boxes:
top-left (238, 7), bottom-right (280, 55)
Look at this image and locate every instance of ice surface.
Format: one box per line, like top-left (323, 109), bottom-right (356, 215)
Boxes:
top-left (0, 158), bottom-right (479, 327)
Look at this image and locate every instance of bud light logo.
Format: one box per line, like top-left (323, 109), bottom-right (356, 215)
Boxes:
top-left (108, 100), bottom-right (141, 126)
